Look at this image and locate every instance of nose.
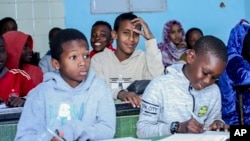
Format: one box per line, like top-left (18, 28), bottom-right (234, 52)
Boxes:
top-left (128, 33), bottom-right (134, 41)
top-left (203, 76), bottom-right (212, 86)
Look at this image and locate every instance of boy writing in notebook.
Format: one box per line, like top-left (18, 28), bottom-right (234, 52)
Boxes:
top-left (91, 12), bottom-right (164, 107)
top-left (15, 29), bottom-right (116, 141)
top-left (137, 35), bottom-right (229, 138)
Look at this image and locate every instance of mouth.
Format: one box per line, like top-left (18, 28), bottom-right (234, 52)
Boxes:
top-left (79, 70), bottom-right (87, 76)
top-left (94, 42), bottom-right (101, 46)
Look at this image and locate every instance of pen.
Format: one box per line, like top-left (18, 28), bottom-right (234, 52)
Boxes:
top-left (187, 108), bottom-right (207, 130)
top-left (47, 128), bottom-right (65, 141)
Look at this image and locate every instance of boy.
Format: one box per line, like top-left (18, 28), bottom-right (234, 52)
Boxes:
top-left (90, 20), bottom-right (115, 58)
top-left (91, 12), bottom-right (164, 108)
top-left (0, 17), bottom-right (18, 35)
top-left (39, 27), bottom-right (62, 73)
top-left (0, 35), bottom-right (35, 107)
top-left (14, 29), bottom-right (116, 141)
top-left (3, 31), bottom-right (43, 86)
top-left (137, 35), bottom-right (230, 138)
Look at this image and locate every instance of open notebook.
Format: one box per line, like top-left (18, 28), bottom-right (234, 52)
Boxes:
top-left (159, 131), bottom-right (229, 141)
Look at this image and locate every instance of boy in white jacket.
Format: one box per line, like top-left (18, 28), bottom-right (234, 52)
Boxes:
top-left (137, 35), bottom-right (230, 138)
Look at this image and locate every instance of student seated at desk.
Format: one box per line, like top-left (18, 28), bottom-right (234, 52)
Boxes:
top-left (137, 36), bottom-right (230, 138)
top-left (0, 35), bottom-right (35, 107)
top-left (14, 29), bottom-right (116, 141)
top-left (91, 12), bottom-right (164, 108)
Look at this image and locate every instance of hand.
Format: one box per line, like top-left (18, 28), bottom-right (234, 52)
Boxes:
top-left (6, 96), bottom-right (26, 107)
top-left (176, 41), bottom-right (187, 49)
top-left (51, 129), bottom-right (66, 141)
top-left (178, 118), bottom-right (205, 133)
top-left (117, 90), bottom-right (142, 108)
top-left (131, 17), bottom-right (154, 40)
top-left (207, 120), bottom-right (229, 132)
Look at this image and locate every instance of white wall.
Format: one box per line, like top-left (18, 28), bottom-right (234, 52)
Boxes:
top-left (0, 0), bottom-right (65, 57)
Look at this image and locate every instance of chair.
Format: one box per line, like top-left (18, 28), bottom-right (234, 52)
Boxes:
top-left (233, 84), bottom-right (250, 125)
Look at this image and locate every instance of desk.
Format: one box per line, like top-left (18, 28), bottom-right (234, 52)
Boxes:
top-left (0, 114), bottom-right (139, 140)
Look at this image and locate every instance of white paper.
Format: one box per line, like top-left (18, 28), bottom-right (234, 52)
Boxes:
top-left (101, 137), bottom-right (151, 141)
top-left (159, 131), bottom-right (229, 141)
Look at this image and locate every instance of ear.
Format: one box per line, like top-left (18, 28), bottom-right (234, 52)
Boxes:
top-left (186, 49), bottom-right (196, 64)
top-left (111, 30), bottom-right (117, 40)
top-left (51, 58), bottom-right (60, 70)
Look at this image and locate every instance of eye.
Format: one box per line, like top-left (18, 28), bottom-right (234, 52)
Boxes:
top-left (100, 34), bottom-right (107, 38)
top-left (83, 54), bottom-right (90, 59)
top-left (69, 55), bottom-right (77, 60)
top-left (202, 71), bottom-right (209, 76)
top-left (123, 31), bottom-right (129, 35)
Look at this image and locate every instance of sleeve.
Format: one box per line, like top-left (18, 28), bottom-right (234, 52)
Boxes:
top-left (144, 39), bottom-right (164, 79)
top-left (227, 56), bottom-right (250, 84)
top-left (136, 78), bottom-right (170, 138)
top-left (14, 88), bottom-right (54, 141)
top-left (80, 83), bottom-right (116, 140)
top-left (204, 86), bottom-right (224, 127)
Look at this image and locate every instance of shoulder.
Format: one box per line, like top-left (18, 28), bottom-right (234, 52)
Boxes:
top-left (91, 48), bottom-right (116, 63)
top-left (9, 69), bottom-right (32, 80)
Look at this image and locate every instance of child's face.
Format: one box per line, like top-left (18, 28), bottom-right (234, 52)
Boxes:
top-left (187, 31), bottom-right (203, 49)
top-left (186, 51), bottom-right (226, 90)
top-left (113, 20), bottom-right (140, 55)
top-left (90, 25), bottom-right (112, 52)
top-left (21, 40), bottom-right (33, 63)
top-left (0, 39), bottom-right (7, 71)
top-left (169, 24), bottom-right (183, 46)
top-left (54, 39), bottom-right (90, 88)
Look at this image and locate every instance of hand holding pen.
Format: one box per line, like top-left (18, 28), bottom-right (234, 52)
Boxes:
top-left (178, 118), bottom-right (205, 133)
top-left (47, 128), bottom-right (66, 141)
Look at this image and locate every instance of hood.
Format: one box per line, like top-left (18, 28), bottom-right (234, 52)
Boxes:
top-left (3, 31), bottom-right (33, 69)
top-left (227, 22), bottom-right (250, 58)
top-left (43, 69), bottom-right (96, 92)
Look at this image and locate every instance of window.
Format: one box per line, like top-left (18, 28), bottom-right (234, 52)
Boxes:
top-left (91, 0), bottom-right (166, 14)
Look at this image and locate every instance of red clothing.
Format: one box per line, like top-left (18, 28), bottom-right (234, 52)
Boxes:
top-left (3, 31), bottom-right (43, 86)
top-left (0, 68), bottom-right (35, 102)
top-left (90, 44), bottom-right (116, 58)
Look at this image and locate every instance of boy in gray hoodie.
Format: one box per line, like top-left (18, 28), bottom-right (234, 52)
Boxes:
top-left (15, 29), bottom-right (116, 141)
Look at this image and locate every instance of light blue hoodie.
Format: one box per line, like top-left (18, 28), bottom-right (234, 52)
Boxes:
top-left (14, 69), bottom-right (116, 141)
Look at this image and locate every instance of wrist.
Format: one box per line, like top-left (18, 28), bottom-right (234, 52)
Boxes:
top-left (170, 121), bottom-right (179, 134)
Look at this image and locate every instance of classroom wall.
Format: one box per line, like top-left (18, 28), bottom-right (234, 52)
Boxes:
top-left (64, 0), bottom-right (247, 51)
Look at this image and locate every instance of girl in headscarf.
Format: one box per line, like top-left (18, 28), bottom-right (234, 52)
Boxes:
top-left (158, 20), bottom-right (187, 68)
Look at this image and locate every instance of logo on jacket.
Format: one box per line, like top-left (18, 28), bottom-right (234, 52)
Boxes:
top-left (198, 105), bottom-right (208, 117)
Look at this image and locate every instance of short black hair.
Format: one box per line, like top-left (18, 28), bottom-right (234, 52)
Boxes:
top-left (185, 27), bottom-right (204, 49)
top-left (92, 21), bottom-right (112, 32)
top-left (49, 27), bottom-right (62, 42)
top-left (50, 28), bottom-right (88, 61)
top-left (113, 12), bottom-right (138, 32)
top-left (193, 35), bottom-right (228, 63)
top-left (0, 17), bottom-right (18, 33)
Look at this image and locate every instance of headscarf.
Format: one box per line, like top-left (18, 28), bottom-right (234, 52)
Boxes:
top-left (157, 20), bottom-right (187, 67)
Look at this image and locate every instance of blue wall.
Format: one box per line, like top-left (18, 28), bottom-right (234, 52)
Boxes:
top-left (65, 0), bottom-right (247, 51)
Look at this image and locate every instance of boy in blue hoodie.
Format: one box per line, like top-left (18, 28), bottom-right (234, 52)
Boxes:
top-left (15, 29), bottom-right (116, 141)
